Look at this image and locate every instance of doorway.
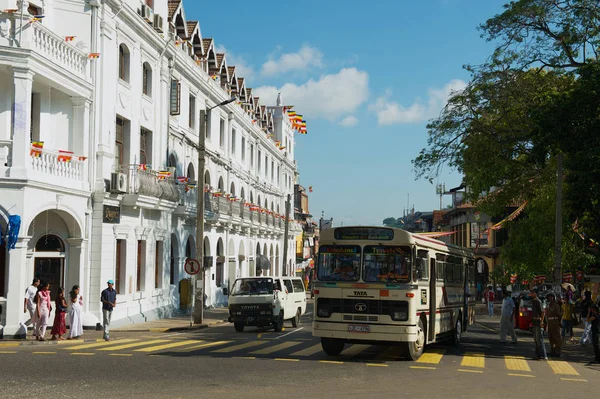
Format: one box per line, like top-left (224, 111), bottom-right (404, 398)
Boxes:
top-left (34, 235), bottom-right (66, 299)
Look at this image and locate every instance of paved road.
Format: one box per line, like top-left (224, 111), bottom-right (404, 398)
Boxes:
top-left (1, 305), bottom-right (598, 398)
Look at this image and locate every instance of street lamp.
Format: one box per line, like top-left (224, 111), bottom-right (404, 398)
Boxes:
top-left (193, 96), bottom-right (237, 325)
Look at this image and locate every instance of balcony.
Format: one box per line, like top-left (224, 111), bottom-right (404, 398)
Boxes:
top-left (118, 166), bottom-right (180, 210)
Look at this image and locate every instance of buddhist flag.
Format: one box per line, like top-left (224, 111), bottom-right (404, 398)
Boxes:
top-left (65, 36), bottom-right (76, 42)
top-left (278, 146), bottom-right (286, 150)
top-left (211, 75), bottom-right (218, 80)
top-left (275, 141), bottom-right (281, 146)
top-left (177, 176), bottom-right (189, 184)
top-left (287, 111), bottom-right (297, 117)
top-left (30, 141), bottom-right (44, 157)
top-left (30, 15), bottom-right (45, 22)
top-left (138, 164), bottom-right (148, 171)
top-left (157, 171), bottom-right (172, 180)
top-left (3, 9), bottom-right (18, 13)
top-left (88, 53), bottom-right (100, 59)
top-left (57, 150), bottom-right (74, 162)
top-left (77, 156), bottom-right (87, 161)
top-left (309, 186), bottom-right (313, 193)
top-left (213, 192), bottom-right (223, 197)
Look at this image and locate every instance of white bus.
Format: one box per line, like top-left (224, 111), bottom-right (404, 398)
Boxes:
top-left (312, 226), bottom-right (476, 360)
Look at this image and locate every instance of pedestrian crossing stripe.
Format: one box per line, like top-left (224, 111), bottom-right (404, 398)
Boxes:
top-left (504, 356), bottom-right (531, 372)
top-left (134, 340), bottom-right (200, 352)
top-left (211, 340), bottom-right (266, 353)
top-left (97, 339), bottom-right (170, 351)
top-left (290, 344), bottom-right (322, 357)
top-left (461, 353), bottom-right (485, 368)
top-left (65, 339), bottom-right (139, 350)
top-left (341, 344), bottom-right (371, 357)
top-left (547, 360), bottom-right (579, 376)
top-left (175, 340), bottom-right (232, 351)
top-left (416, 350), bottom-right (444, 364)
top-left (249, 341), bottom-right (302, 355)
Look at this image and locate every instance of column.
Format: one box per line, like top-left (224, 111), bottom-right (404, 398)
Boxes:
top-left (72, 98), bottom-right (91, 185)
top-left (10, 68), bottom-right (34, 179)
top-left (3, 237), bottom-right (31, 337)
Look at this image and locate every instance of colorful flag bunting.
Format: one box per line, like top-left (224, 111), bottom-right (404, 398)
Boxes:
top-left (30, 141), bottom-right (44, 157)
top-left (65, 36), bottom-right (76, 42)
top-left (88, 53), bottom-right (100, 59)
top-left (57, 150), bottom-right (74, 162)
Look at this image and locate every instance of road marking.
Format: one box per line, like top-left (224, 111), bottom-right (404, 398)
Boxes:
top-left (257, 333), bottom-right (263, 339)
top-left (64, 339), bottom-right (139, 350)
top-left (290, 344), bottom-right (323, 357)
top-left (134, 340), bottom-right (200, 353)
top-left (149, 328), bottom-right (169, 333)
top-left (410, 366), bottom-right (436, 370)
top-left (235, 356), bottom-right (256, 360)
top-left (275, 358), bottom-right (300, 362)
top-left (342, 344), bottom-right (372, 358)
top-left (319, 360), bottom-right (343, 365)
top-left (476, 322), bottom-right (497, 333)
top-left (458, 369), bottom-right (483, 373)
top-left (176, 340), bottom-right (232, 351)
top-left (109, 354), bottom-right (132, 357)
top-left (212, 341), bottom-right (266, 353)
top-left (0, 351), bottom-right (17, 354)
top-left (71, 353), bottom-right (95, 356)
top-left (560, 378), bottom-right (587, 382)
top-left (461, 353), bottom-right (485, 368)
top-left (508, 373), bottom-right (535, 378)
top-left (504, 356), bottom-right (531, 372)
top-left (416, 351), bottom-right (444, 364)
top-left (98, 340), bottom-right (171, 351)
top-left (547, 360), bottom-right (580, 376)
top-left (366, 363), bottom-right (388, 367)
top-left (33, 352), bottom-right (56, 355)
top-left (0, 343), bottom-right (20, 347)
top-left (275, 327), bottom-right (304, 340)
top-left (250, 341), bottom-right (302, 355)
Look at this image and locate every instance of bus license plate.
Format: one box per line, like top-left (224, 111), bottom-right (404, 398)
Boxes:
top-left (348, 325), bottom-right (370, 333)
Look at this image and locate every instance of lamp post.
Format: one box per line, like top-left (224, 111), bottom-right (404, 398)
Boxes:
top-left (193, 96), bottom-right (237, 325)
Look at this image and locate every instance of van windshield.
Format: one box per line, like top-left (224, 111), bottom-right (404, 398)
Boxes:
top-left (231, 278), bottom-right (273, 295)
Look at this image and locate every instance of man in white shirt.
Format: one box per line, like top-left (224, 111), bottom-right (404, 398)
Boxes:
top-left (499, 290), bottom-right (518, 344)
top-left (23, 278), bottom-right (40, 336)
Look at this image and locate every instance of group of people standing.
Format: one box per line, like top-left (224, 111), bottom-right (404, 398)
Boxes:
top-left (23, 278), bottom-right (83, 340)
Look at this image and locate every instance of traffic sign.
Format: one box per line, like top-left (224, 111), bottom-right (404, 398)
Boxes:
top-left (185, 258), bottom-right (201, 275)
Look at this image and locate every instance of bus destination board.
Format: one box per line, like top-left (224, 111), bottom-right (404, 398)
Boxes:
top-left (334, 227), bottom-right (394, 241)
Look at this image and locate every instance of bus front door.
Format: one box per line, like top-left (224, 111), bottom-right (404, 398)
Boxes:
top-left (428, 258), bottom-right (436, 342)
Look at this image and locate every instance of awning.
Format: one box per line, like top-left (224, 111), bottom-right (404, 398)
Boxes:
top-left (256, 255), bottom-right (271, 271)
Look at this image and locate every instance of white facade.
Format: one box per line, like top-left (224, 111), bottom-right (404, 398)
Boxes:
top-left (0, 0), bottom-right (301, 337)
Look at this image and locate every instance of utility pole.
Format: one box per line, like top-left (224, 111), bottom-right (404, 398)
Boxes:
top-left (554, 153), bottom-right (563, 292)
top-left (282, 194), bottom-right (291, 277)
top-left (436, 183), bottom-right (445, 210)
top-left (193, 96), bottom-right (237, 325)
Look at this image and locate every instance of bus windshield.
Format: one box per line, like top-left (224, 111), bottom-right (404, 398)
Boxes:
top-left (363, 246), bottom-right (411, 283)
top-left (231, 278), bottom-right (273, 295)
top-left (317, 245), bottom-right (361, 282)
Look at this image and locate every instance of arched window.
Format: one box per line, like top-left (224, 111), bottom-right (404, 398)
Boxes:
top-left (240, 187), bottom-right (245, 200)
top-left (35, 235), bottom-right (65, 252)
top-left (142, 62), bottom-right (152, 97)
top-left (218, 177), bottom-right (224, 192)
top-left (186, 163), bottom-right (195, 182)
top-left (119, 44), bottom-right (131, 82)
top-left (230, 182), bottom-right (235, 196)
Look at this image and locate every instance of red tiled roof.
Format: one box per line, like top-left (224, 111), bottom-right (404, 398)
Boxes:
top-left (202, 38), bottom-right (213, 54)
top-left (168, 0), bottom-right (181, 19)
top-left (237, 78), bottom-right (244, 88)
top-left (186, 21), bottom-right (198, 38)
top-left (433, 210), bottom-right (449, 226)
top-left (227, 66), bottom-right (236, 78)
top-left (216, 53), bottom-right (225, 69)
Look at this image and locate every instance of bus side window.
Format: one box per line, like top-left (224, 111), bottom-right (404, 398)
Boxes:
top-left (436, 261), bottom-right (445, 281)
top-left (416, 250), bottom-right (429, 280)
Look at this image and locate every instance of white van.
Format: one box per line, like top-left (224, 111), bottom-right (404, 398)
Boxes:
top-left (228, 276), bottom-right (307, 332)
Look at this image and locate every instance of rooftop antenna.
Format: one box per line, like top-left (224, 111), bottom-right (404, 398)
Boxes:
top-left (436, 183), bottom-right (446, 210)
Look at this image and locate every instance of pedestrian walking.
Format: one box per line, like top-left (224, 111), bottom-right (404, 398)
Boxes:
top-left (50, 287), bottom-right (68, 340)
top-left (100, 280), bottom-right (117, 341)
top-left (35, 281), bottom-right (52, 341)
top-left (531, 289), bottom-right (548, 360)
top-left (580, 291), bottom-right (593, 346)
top-left (586, 303), bottom-right (600, 363)
top-left (485, 286), bottom-right (495, 317)
top-left (545, 292), bottom-right (562, 357)
top-left (561, 297), bottom-right (574, 343)
top-left (23, 278), bottom-right (40, 337)
top-left (67, 285), bottom-right (83, 340)
top-left (499, 290), bottom-right (518, 344)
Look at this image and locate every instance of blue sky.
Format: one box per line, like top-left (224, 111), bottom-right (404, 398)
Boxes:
top-left (186, 0), bottom-right (508, 226)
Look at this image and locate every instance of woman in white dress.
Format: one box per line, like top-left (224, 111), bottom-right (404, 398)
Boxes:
top-left (67, 285), bottom-right (83, 339)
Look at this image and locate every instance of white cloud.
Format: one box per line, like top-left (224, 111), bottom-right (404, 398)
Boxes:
top-left (369, 79), bottom-right (467, 125)
top-left (214, 45), bottom-right (254, 80)
top-left (338, 116), bottom-right (358, 127)
top-left (254, 68), bottom-right (369, 121)
top-left (261, 45), bottom-right (324, 76)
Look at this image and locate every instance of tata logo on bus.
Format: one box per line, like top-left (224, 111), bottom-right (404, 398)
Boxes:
top-left (354, 303), bottom-right (367, 312)
top-left (353, 291), bottom-right (368, 296)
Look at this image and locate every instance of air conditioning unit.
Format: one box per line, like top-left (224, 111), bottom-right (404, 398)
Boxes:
top-left (153, 14), bottom-right (164, 33)
top-left (110, 172), bottom-right (128, 194)
top-left (140, 4), bottom-right (153, 22)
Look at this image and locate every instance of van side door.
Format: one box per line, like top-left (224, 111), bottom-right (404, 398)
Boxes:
top-left (283, 279), bottom-right (294, 319)
top-left (291, 278), bottom-right (307, 315)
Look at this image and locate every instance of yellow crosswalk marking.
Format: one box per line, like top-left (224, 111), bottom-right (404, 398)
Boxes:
top-left (134, 340), bottom-right (200, 353)
top-left (33, 352), bottom-right (56, 354)
top-left (71, 353), bottom-right (95, 356)
top-left (64, 339), bottom-right (139, 350)
top-left (504, 356), bottom-right (531, 372)
top-left (341, 344), bottom-right (371, 358)
top-left (177, 340), bottom-right (232, 351)
top-left (548, 360), bottom-right (580, 376)
top-left (250, 341), bottom-right (302, 355)
top-left (461, 353), bottom-right (485, 368)
top-left (290, 344), bottom-right (323, 357)
top-left (0, 351), bottom-right (17, 354)
top-left (212, 341), bottom-right (266, 353)
top-left (416, 351), bottom-right (444, 364)
top-left (97, 340), bottom-right (170, 351)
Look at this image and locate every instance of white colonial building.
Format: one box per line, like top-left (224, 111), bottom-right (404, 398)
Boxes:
top-left (0, 0), bottom-right (301, 337)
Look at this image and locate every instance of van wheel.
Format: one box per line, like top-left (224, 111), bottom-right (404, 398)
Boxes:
top-left (291, 309), bottom-right (301, 328)
top-left (234, 322), bottom-right (244, 332)
top-left (403, 318), bottom-right (425, 361)
top-left (321, 338), bottom-right (345, 356)
top-left (273, 311), bottom-right (284, 332)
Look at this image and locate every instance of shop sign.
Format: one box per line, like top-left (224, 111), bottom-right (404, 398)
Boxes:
top-left (103, 205), bottom-right (121, 224)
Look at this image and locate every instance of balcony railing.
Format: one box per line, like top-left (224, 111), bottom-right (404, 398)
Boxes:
top-left (30, 150), bottom-right (85, 181)
top-left (120, 166), bottom-right (180, 203)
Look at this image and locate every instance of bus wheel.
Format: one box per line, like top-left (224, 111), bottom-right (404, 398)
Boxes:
top-left (321, 338), bottom-right (345, 356)
top-left (451, 317), bottom-right (462, 346)
top-left (404, 319), bottom-right (425, 361)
